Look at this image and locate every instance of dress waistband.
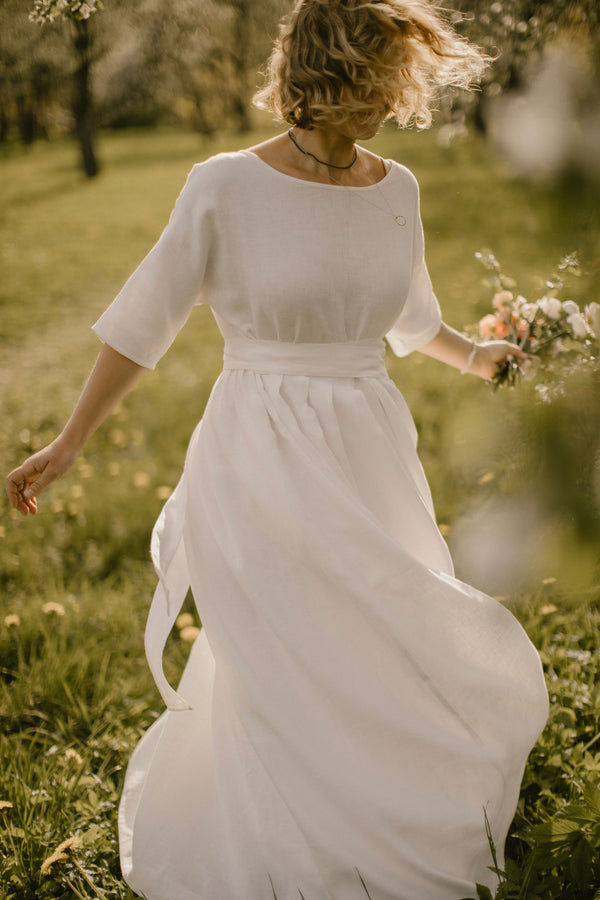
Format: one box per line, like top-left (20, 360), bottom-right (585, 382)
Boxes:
top-left (222, 337), bottom-right (388, 378)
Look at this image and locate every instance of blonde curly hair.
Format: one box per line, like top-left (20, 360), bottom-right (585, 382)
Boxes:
top-left (253, 0), bottom-right (489, 130)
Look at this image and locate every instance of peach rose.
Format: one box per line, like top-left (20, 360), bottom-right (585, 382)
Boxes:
top-left (492, 290), bottom-right (513, 310)
top-left (479, 314), bottom-right (498, 339)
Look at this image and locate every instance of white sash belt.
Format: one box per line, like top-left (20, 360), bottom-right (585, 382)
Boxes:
top-left (223, 336), bottom-right (388, 379)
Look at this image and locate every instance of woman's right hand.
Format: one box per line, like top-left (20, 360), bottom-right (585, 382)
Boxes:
top-left (6, 436), bottom-right (78, 516)
top-left (6, 345), bottom-right (148, 517)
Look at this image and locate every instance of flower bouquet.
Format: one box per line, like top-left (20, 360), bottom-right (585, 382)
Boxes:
top-left (468, 252), bottom-right (600, 401)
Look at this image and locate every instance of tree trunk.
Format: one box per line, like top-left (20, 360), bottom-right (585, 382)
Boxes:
top-left (17, 93), bottom-right (36, 145)
top-left (72, 18), bottom-right (99, 178)
top-left (230, 0), bottom-right (253, 134)
top-left (0, 101), bottom-right (8, 143)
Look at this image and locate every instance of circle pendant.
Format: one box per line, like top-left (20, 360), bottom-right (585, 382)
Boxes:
top-left (395, 215), bottom-right (407, 226)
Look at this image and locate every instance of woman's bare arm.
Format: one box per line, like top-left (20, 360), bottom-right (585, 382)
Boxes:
top-left (417, 320), bottom-right (530, 380)
top-left (6, 344), bottom-right (146, 516)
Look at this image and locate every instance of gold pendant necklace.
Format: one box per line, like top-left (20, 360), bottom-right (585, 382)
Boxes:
top-left (288, 133), bottom-right (407, 226)
top-left (325, 158), bottom-right (406, 226)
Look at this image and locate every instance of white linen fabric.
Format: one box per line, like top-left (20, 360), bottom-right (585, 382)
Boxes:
top-left (93, 150), bottom-right (549, 900)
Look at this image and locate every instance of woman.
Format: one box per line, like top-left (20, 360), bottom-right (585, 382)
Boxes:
top-left (6, 1), bottom-right (549, 898)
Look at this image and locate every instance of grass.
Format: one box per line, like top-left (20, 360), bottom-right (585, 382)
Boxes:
top-left (1, 123), bottom-right (600, 898)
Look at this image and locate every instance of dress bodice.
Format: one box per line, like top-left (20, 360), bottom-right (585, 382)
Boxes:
top-left (92, 150), bottom-right (442, 369)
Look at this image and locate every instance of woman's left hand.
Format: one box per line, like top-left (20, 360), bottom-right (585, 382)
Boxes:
top-left (471, 340), bottom-right (534, 381)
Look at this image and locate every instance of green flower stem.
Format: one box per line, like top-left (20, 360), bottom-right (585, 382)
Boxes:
top-left (65, 878), bottom-right (89, 900)
top-left (70, 858), bottom-right (109, 900)
top-left (533, 329), bottom-right (571, 350)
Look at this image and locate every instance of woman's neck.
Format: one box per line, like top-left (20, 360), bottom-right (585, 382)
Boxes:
top-left (289, 126), bottom-right (356, 170)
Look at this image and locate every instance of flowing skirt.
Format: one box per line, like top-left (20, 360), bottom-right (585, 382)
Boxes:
top-left (119, 341), bottom-right (549, 900)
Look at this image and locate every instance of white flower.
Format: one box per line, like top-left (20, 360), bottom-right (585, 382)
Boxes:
top-left (538, 296), bottom-right (562, 319)
top-left (562, 300), bottom-right (579, 315)
top-left (585, 302), bottom-right (600, 337)
top-left (566, 313), bottom-right (588, 338)
top-left (520, 302), bottom-right (538, 318)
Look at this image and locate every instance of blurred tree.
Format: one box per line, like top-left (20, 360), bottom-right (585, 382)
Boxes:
top-left (0, 0), bottom-right (69, 145)
top-left (94, 0), bottom-right (287, 136)
top-left (4, 0), bottom-right (289, 151)
top-left (29, 0), bottom-right (105, 176)
top-left (446, 0), bottom-right (600, 133)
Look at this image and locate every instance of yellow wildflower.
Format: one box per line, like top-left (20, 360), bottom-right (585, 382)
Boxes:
top-left (133, 471), bottom-right (150, 488)
top-left (109, 428), bottom-right (127, 448)
top-left (64, 748), bottom-right (83, 765)
top-left (0, 800), bottom-right (13, 810)
top-left (55, 836), bottom-right (81, 854)
top-left (176, 613), bottom-right (195, 630)
top-left (41, 851), bottom-right (68, 875)
top-left (4, 614), bottom-right (20, 628)
top-left (42, 602), bottom-right (66, 616)
top-left (542, 576), bottom-right (557, 585)
top-left (437, 523), bottom-right (450, 537)
top-left (179, 626), bottom-right (201, 643)
top-left (40, 836), bottom-right (80, 875)
top-left (156, 485), bottom-right (173, 500)
top-left (541, 604), bottom-right (558, 615)
top-left (477, 472), bottom-right (495, 485)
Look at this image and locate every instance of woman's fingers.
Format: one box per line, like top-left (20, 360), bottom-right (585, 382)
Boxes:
top-left (6, 439), bottom-right (77, 516)
top-left (503, 342), bottom-right (532, 361)
top-left (6, 455), bottom-right (51, 515)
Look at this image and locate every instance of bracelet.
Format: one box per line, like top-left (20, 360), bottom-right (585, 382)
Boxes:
top-left (460, 341), bottom-right (478, 375)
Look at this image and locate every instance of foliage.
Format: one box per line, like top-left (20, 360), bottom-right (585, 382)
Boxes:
top-left (29, 0), bottom-right (103, 25)
top-left (447, 0), bottom-right (600, 105)
top-left (484, 594), bottom-right (600, 898)
top-left (0, 0), bottom-right (287, 145)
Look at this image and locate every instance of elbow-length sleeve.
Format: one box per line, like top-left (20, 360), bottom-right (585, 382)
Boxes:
top-left (385, 185), bottom-right (442, 358)
top-left (92, 164), bottom-right (213, 369)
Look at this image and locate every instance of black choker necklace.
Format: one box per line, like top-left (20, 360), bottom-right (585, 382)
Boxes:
top-left (287, 128), bottom-right (357, 170)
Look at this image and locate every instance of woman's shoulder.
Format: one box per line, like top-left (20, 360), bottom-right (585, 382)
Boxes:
top-left (386, 158), bottom-right (420, 191)
top-left (189, 150), bottom-right (254, 183)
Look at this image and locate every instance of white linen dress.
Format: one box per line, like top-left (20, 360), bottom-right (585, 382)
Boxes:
top-left (92, 150), bottom-right (549, 900)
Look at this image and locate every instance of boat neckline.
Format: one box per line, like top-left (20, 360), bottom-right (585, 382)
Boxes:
top-left (238, 148), bottom-right (396, 191)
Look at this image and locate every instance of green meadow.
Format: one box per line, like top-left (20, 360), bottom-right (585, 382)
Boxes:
top-left (1, 125), bottom-right (600, 898)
